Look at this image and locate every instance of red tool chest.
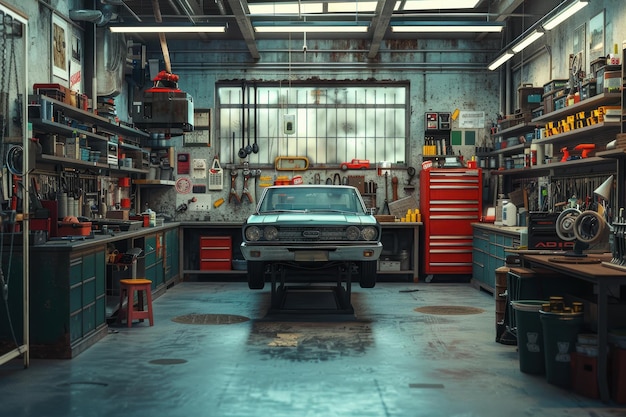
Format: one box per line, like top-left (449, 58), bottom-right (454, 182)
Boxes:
top-left (420, 167), bottom-right (482, 277)
top-left (199, 236), bottom-right (232, 270)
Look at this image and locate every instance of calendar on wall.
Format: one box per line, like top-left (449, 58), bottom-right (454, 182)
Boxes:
top-left (183, 109), bottom-right (211, 146)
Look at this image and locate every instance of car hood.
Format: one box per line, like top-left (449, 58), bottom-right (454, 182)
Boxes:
top-left (246, 212), bottom-right (378, 226)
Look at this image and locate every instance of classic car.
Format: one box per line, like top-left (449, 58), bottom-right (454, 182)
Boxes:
top-left (340, 159), bottom-right (370, 170)
top-left (241, 185), bottom-right (383, 290)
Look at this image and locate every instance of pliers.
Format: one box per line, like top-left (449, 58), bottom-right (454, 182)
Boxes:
top-left (229, 170), bottom-right (241, 204)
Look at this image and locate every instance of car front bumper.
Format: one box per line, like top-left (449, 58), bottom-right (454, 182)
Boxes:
top-left (241, 242), bottom-right (382, 262)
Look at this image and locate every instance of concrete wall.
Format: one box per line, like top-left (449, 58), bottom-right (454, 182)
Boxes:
top-left (7, 0), bottom-right (625, 222)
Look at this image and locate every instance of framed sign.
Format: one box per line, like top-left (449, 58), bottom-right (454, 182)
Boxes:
top-left (183, 109), bottom-right (211, 146)
top-left (52, 14), bottom-right (68, 80)
top-left (589, 11), bottom-right (605, 65)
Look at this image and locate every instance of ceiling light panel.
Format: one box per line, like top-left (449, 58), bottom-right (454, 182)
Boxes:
top-left (248, 2), bottom-right (324, 15)
top-left (400, 0), bottom-right (480, 10)
top-left (511, 30), bottom-right (544, 53)
top-left (391, 22), bottom-right (504, 33)
top-left (109, 26), bottom-right (226, 33)
top-left (254, 23), bottom-right (369, 33)
top-left (327, 1), bottom-right (378, 13)
top-left (543, 0), bottom-right (589, 30)
top-left (488, 51), bottom-right (514, 71)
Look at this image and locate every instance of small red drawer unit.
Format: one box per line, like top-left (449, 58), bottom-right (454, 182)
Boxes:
top-left (199, 236), bottom-right (232, 270)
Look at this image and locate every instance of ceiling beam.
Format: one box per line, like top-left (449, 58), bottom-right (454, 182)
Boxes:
top-left (475, 0), bottom-right (524, 41)
top-left (368, 0), bottom-right (396, 59)
top-left (227, 0), bottom-right (261, 60)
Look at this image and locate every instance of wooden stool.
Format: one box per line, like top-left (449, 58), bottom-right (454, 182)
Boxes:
top-left (118, 279), bottom-right (154, 327)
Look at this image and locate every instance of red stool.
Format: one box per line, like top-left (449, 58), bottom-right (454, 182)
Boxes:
top-left (118, 279), bottom-right (154, 327)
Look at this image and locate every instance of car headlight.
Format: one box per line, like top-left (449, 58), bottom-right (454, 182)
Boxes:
top-left (361, 226), bottom-right (378, 241)
top-left (346, 226), bottom-right (360, 240)
top-left (245, 226), bottom-right (262, 241)
top-left (264, 226), bottom-right (279, 241)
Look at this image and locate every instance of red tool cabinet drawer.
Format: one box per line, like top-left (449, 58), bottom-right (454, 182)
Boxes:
top-left (199, 236), bottom-right (232, 270)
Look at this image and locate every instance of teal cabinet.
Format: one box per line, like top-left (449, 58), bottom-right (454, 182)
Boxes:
top-left (164, 227), bottom-right (179, 284)
top-left (472, 224), bottom-right (525, 293)
top-left (20, 245), bottom-right (107, 358)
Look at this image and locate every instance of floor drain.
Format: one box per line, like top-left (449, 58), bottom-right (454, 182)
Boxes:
top-left (149, 358), bottom-right (188, 365)
top-left (414, 306), bottom-right (484, 315)
top-left (409, 383), bottom-right (445, 389)
top-left (58, 381), bottom-right (108, 387)
top-left (171, 313), bottom-right (250, 325)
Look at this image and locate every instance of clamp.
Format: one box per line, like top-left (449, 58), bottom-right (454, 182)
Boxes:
top-left (228, 170), bottom-right (241, 204)
top-left (241, 164), bottom-right (254, 203)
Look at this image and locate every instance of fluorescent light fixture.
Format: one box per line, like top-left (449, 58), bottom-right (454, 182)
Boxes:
top-left (248, 2), bottom-right (323, 15)
top-left (327, 1), bottom-right (378, 13)
top-left (109, 25), bottom-right (225, 33)
top-left (511, 30), bottom-right (544, 53)
top-left (488, 51), bottom-right (514, 71)
top-left (543, 0), bottom-right (589, 30)
top-left (254, 22), bottom-right (369, 33)
top-left (400, 0), bottom-right (480, 10)
top-left (391, 21), bottom-right (504, 33)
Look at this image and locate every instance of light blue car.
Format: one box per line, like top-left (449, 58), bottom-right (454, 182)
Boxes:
top-left (241, 185), bottom-right (383, 290)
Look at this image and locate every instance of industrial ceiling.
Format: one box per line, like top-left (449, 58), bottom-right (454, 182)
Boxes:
top-left (84, 0), bottom-right (562, 61)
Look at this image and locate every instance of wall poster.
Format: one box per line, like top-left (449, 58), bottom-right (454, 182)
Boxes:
top-left (589, 11), bottom-right (605, 65)
top-left (52, 14), bottom-right (68, 80)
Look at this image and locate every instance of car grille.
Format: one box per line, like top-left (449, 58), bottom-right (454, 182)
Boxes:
top-left (278, 226), bottom-right (349, 241)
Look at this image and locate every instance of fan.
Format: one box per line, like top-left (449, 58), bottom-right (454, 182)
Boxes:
top-left (555, 208), bottom-right (608, 257)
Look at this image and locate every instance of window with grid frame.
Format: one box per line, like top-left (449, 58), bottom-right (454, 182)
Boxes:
top-left (216, 81), bottom-right (408, 166)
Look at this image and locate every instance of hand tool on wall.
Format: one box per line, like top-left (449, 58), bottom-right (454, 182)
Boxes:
top-left (238, 82), bottom-right (247, 159)
top-left (228, 170), bottom-right (241, 204)
top-left (406, 166), bottom-right (416, 185)
top-left (241, 163), bottom-right (253, 203)
top-left (382, 172), bottom-right (390, 214)
top-left (245, 83), bottom-right (253, 155)
top-left (392, 176), bottom-right (399, 201)
top-left (252, 82), bottom-right (259, 154)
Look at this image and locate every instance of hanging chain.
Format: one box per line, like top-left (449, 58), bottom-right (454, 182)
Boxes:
top-left (9, 14), bottom-right (19, 133)
top-left (0, 12), bottom-right (8, 149)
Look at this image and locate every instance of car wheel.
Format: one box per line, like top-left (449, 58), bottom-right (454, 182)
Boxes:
top-left (358, 261), bottom-right (377, 288)
top-left (247, 261), bottom-right (266, 290)
top-left (340, 164), bottom-right (348, 170)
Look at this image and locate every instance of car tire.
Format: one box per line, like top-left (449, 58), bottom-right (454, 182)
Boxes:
top-left (247, 261), bottom-right (266, 290)
top-left (358, 260), bottom-right (377, 288)
top-left (340, 164), bottom-right (348, 171)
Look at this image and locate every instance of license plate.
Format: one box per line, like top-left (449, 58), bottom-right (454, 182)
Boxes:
top-left (294, 251), bottom-right (329, 261)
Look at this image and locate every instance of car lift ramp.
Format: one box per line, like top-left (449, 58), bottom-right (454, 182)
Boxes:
top-left (267, 262), bottom-right (356, 315)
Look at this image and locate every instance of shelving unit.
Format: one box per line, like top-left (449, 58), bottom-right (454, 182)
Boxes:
top-left (30, 94), bottom-right (150, 174)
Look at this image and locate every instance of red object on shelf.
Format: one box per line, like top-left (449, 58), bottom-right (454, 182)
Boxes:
top-left (419, 167), bottom-right (482, 276)
top-left (58, 221), bottom-right (92, 236)
top-left (199, 236), bottom-right (232, 271)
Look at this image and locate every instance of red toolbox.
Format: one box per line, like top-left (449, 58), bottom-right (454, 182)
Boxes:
top-left (199, 236), bottom-right (232, 270)
top-left (419, 167), bottom-right (482, 276)
top-left (33, 83), bottom-right (70, 104)
top-left (58, 221), bottom-right (92, 236)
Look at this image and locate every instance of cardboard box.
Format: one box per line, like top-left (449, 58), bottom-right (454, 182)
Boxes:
top-left (66, 137), bottom-right (79, 159)
top-left (106, 210), bottom-right (129, 220)
top-left (379, 260), bottom-right (401, 271)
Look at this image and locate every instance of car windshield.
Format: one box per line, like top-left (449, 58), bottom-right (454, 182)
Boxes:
top-left (258, 187), bottom-right (366, 214)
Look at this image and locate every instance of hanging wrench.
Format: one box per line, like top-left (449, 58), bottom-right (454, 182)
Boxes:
top-left (228, 170), bottom-right (241, 204)
top-left (240, 163), bottom-right (253, 203)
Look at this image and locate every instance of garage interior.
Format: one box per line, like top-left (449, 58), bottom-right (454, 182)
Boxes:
top-left (1, 0), bottom-right (626, 415)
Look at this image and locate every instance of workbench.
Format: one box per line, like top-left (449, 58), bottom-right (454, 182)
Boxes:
top-left (518, 252), bottom-right (626, 403)
top-left (179, 221), bottom-right (422, 282)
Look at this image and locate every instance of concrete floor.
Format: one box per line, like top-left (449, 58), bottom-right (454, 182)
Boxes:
top-left (0, 281), bottom-right (625, 417)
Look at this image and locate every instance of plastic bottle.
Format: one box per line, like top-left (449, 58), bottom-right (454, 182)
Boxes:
top-left (145, 208), bottom-right (156, 227)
